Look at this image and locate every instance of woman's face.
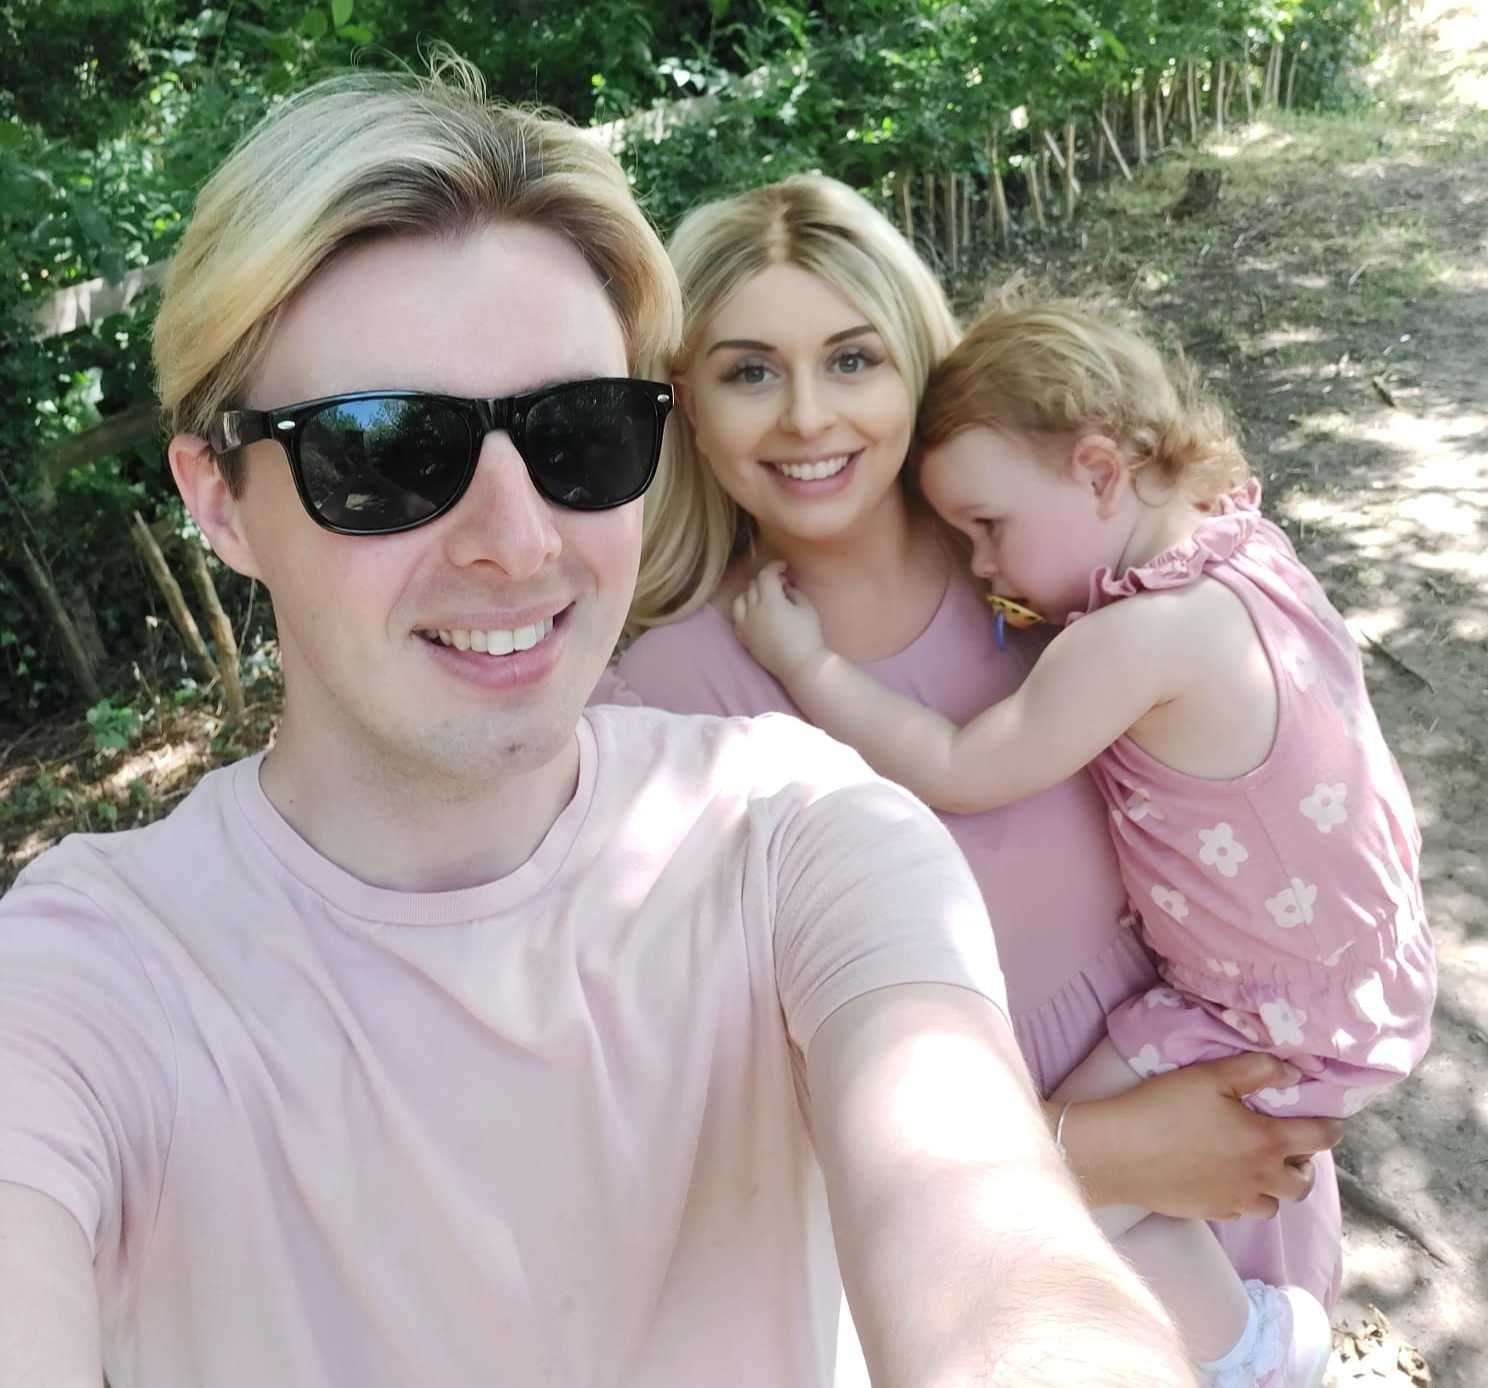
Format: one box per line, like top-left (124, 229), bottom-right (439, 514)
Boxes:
top-left (681, 262), bottom-right (915, 552)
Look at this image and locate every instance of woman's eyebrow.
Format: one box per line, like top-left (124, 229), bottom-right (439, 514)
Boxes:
top-left (704, 324), bottom-right (878, 357)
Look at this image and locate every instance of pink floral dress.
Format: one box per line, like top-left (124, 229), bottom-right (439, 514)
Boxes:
top-left (1082, 487), bottom-right (1437, 1118)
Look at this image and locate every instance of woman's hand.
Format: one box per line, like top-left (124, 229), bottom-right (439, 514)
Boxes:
top-left (732, 561), bottom-right (829, 686)
top-left (1061, 1052), bottom-right (1343, 1221)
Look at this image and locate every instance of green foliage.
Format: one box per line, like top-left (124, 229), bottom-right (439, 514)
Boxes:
top-left (85, 696), bottom-right (142, 751)
top-left (0, 0), bottom-right (1392, 727)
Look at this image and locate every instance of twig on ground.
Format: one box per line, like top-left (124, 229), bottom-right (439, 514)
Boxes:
top-left (1360, 631), bottom-right (1435, 692)
top-left (1371, 373), bottom-right (1399, 407)
top-left (1336, 1165), bottom-right (1456, 1268)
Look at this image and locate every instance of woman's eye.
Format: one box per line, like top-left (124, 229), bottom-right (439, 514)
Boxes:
top-left (833, 349), bottom-right (877, 375)
top-left (723, 360), bottom-right (772, 385)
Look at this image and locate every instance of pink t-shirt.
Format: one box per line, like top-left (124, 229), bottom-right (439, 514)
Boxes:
top-left (0, 706), bottom-right (1005, 1388)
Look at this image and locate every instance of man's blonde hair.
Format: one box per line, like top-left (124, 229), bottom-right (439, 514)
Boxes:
top-left (627, 174), bottom-right (960, 636)
top-left (153, 52), bottom-right (683, 491)
top-left (918, 286), bottom-right (1250, 502)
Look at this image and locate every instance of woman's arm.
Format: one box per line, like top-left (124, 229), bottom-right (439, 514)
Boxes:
top-left (1048, 1053), bottom-right (1343, 1219)
top-left (734, 564), bottom-right (1174, 814)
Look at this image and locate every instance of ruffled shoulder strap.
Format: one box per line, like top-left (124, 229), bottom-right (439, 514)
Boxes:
top-left (1073, 479), bottom-right (1264, 617)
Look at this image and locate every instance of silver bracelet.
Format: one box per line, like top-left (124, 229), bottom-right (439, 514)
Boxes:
top-left (1053, 1101), bottom-right (1074, 1161)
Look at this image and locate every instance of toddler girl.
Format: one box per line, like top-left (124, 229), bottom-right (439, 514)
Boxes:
top-left (733, 293), bottom-right (1436, 1388)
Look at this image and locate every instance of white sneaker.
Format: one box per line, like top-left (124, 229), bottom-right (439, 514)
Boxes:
top-left (1245, 1281), bottom-right (1333, 1388)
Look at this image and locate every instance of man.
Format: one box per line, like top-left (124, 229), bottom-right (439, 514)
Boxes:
top-left (0, 61), bottom-right (1196, 1386)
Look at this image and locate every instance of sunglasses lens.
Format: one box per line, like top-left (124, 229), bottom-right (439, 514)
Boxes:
top-left (523, 380), bottom-right (664, 510)
top-left (298, 397), bottom-right (470, 532)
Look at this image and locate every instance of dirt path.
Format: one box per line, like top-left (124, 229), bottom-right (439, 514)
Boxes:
top-left (1023, 6), bottom-right (1486, 1381)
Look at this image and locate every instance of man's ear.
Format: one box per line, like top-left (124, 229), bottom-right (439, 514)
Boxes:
top-left (167, 435), bottom-right (264, 581)
top-left (1070, 433), bottom-right (1126, 519)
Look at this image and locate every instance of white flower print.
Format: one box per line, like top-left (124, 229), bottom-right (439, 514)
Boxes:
top-left (1329, 1026), bottom-right (1357, 1053)
top-left (1128, 1044), bottom-right (1178, 1078)
top-left (1206, 957), bottom-right (1241, 978)
top-left (1144, 987), bottom-right (1184, 1010)
top-left (1367, 1037), bottom-right (1414, 1073)
top-left (1124, 787), bottom-right (1164, 822)
top-left (1299, 782), bottom-right (1348, 834)
top-left (1221, 1009), bottom-right (1263, 1044)
top-left (1260, 999), bottom-right (1308, 1048)
top-left (1197, 822), bottom-right (1249, 879)
top-left (1150, 884), bottom-right (1190, 920)
top-left (1253, 1085), bottom-right (1301, 1109)
top-left (1265, 878), bottom-right (1318, 928)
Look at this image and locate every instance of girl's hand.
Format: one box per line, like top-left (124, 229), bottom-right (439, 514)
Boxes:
top-left (1063, 1053), bottom-right (1343, 1220)
top-left (732, 561), bottom-right (829, 686)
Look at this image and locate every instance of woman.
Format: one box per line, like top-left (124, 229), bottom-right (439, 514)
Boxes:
top-left (595, 175), bottom-right (1342, 1311)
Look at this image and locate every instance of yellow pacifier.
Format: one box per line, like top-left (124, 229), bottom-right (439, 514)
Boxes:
top-left (983, 594), bottom-right (1046, 650)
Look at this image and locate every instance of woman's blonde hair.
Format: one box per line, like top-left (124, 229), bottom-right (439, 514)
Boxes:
top-left (627, 174), bottom-right (960, 636)
top-left (154, 52), bottom-right (682, 491)
top-left (918, 285), bottom-right (1250, 503)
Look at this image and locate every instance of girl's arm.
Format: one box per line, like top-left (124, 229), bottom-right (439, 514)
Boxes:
top-left (734, 564), bottom-right (1181, 814)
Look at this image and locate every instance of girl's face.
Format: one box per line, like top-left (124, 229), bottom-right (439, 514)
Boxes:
top-left (681, 262), bottom-right (915, 553)
top-left (919, 427), bottom-right (1127, 622)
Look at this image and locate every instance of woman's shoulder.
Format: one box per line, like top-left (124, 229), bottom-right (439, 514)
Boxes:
top-left (594, 604), bottom-right (792, 718)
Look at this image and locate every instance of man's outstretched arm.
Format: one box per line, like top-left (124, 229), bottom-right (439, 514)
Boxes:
top-left (808, 983), bottom-right (1197, 1388)
top-left (0, 1182), bottom-right (101, 1388)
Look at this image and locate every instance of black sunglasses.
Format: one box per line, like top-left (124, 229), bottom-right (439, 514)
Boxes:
top-left (209, 377), bottom-right (674, 536)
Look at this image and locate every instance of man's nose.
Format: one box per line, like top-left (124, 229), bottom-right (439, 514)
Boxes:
top-left (440, 433), bottom-right (562, 578)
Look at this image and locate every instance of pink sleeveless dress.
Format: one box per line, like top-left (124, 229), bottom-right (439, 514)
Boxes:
top-left (1083, 489), bottom-right (1437, 1118)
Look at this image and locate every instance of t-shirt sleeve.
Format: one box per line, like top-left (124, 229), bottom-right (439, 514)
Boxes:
top-left (0, 878), bottom-right (176, 1257)
top-left (763, 727), bottom-right (1010, 1050)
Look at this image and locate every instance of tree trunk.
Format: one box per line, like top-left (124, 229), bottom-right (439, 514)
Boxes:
top-left (1214, 60), bottom-right (1226, 135)
top-left (180, 542), bottom-right (245, 724)
top-left (1285, 45), bottom-right (1300, 109)
top-left (1242, 37), bottom-right (1255, 121)
top-left (897, 168), bottom-right (914, 244)
top-left (1186, 60), bottom-right (1199, 142)
top-left (1154, 78), bottom-right (1167, 150)
top-left (18, 541), bottom-right (103, 705)
top-left (961, 171), bottom-right (971, 254)
top-left (131, 511), bottom-right (220, 689)
top-left (1133, 84), bottom-right (1148, 163)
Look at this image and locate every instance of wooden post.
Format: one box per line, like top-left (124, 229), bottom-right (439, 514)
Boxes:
top-left (1133, 83), bottom-right (1147, 163)
top-left (1062, 120), bottom-right (1077, 220)
top-left (131, 511), bottom-right (221, 689)
top-left (946, 170), bottom-right (958, 273)
top-left (1097, 110), bottom-right (1133, 180)
top-left (18, 541), bottom-right (103, 705)
top-left (987, 131), bottom-right (1010, 245)
top-left (1025, 154), bottom-right (1045, 231)
top-left (923, 170), bottom-right (937, 259)
top-left (180, 542), bottom-right (245, 724)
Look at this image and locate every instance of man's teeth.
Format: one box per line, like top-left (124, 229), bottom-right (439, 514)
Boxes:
top-left (775, 454), bottom-right (851, 481)
top-left (433, 615), bottom-right (555, 655)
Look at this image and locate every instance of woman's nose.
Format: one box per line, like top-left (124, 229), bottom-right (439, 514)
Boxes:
top-left (781, 375), bottom-right (835, 436)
